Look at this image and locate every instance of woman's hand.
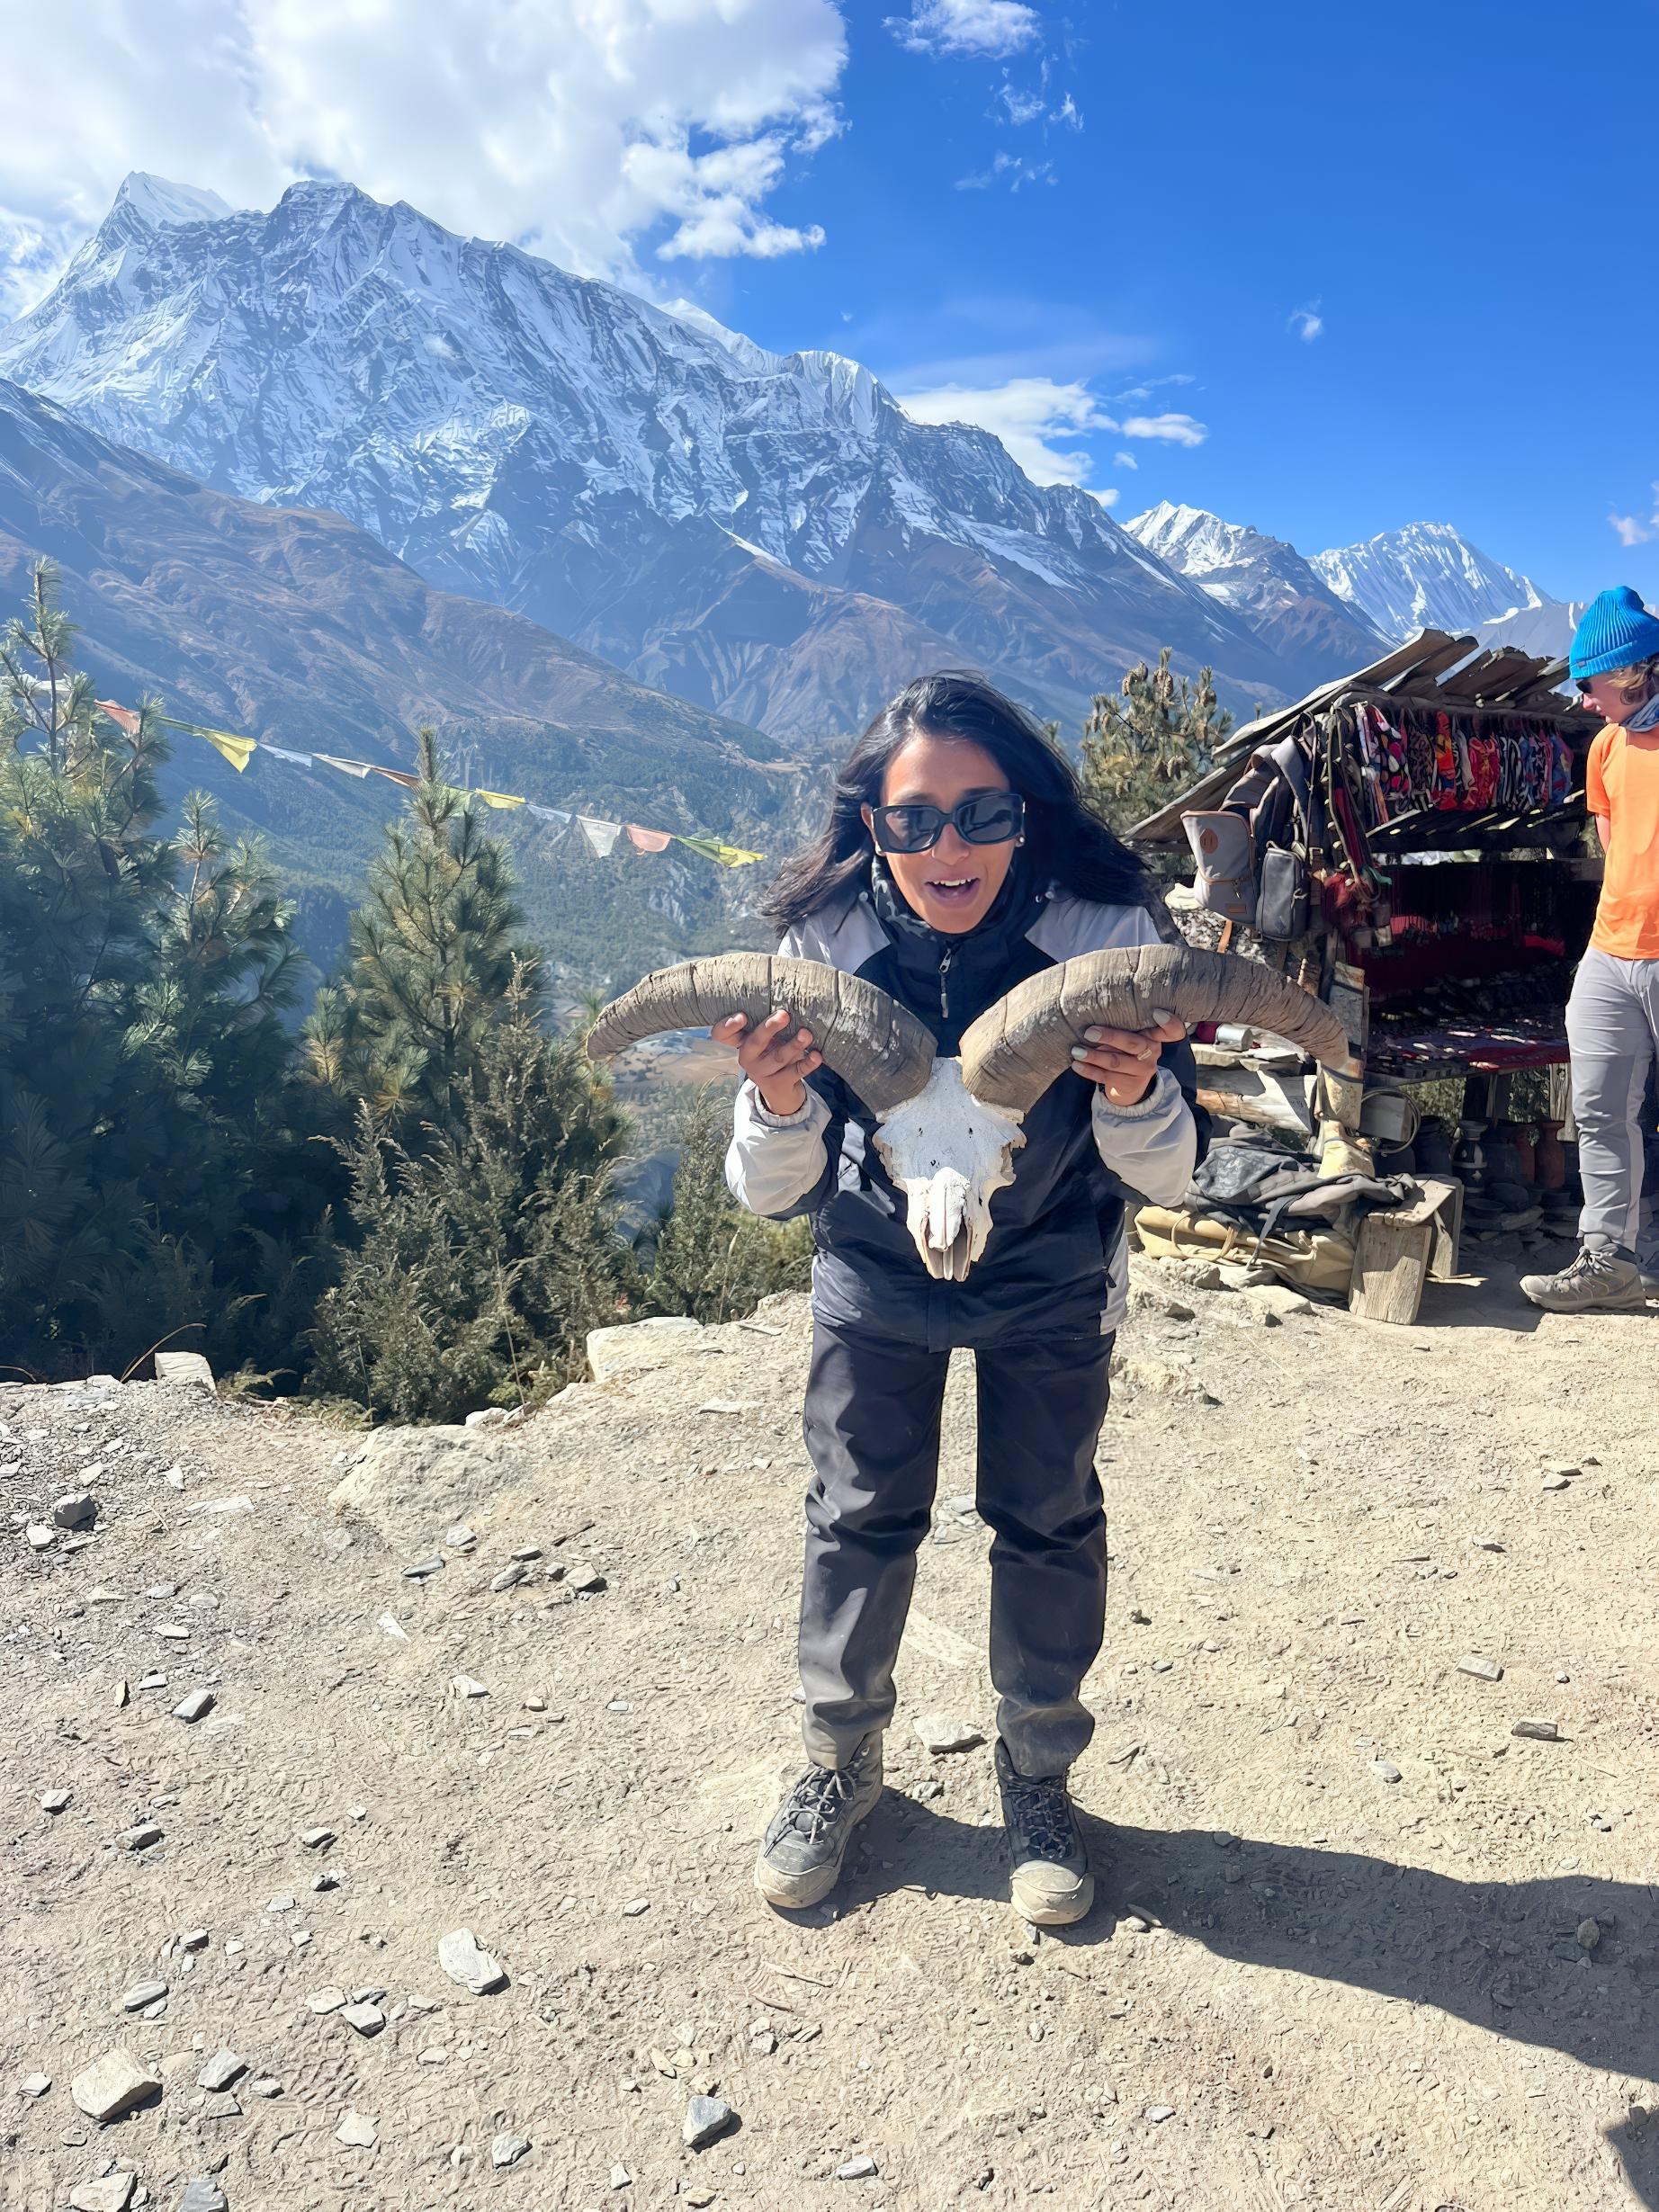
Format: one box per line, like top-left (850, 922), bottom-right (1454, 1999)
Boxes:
top-left (1069, 1015), bottom-right (1186, 1108)
top-left (712, 1009), bottom-right (821, 1117)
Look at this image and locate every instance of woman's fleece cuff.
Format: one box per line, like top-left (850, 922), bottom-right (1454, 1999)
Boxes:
top-left (1090, 1064), bottom-right (1180, 1121)
top-left (746, 1079), bottom-right (814, 1128)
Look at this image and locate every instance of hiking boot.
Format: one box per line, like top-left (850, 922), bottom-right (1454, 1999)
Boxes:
top-left (755, 1734), bottom-right (883, 1911)
top-left (1642, 1273), bottom-right (1659, 1298)
top-left (994, 1738), bottom-right (1093, 1927)
top-left (1519, 1248), bottom-right (1647, 1313)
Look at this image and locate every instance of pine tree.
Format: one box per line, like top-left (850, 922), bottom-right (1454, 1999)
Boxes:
top-left (309, 1016), bottom-right (632, 1420)
top-left (647, 1088), bottom-right (812, 1324)
top-left (0, 560), bottom-right (335, 1375)
top-left (0, 565), bottom-right (173, 1359)
top-left (1079, 648), bottom-right (1233, 838)
top-left (306, 728), bottom-right (543, 1136)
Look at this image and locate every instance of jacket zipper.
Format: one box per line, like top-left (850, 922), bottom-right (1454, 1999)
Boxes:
top-left (938, 944), bottom-right (955, 1021)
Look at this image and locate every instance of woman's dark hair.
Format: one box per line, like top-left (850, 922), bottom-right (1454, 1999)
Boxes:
top-left (763, 669), bottom-right (1152, 936)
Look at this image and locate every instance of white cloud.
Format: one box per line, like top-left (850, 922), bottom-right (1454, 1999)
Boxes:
top-left (1114, 450), bottom-right (1138, 470)
top-left (1288, 304), bottom-right (1324, 343)
top-left (1090, 486), bottom-right (1121, 508)
top-left (956, 150), bottom-right (1054, 192)
top-left (896, 375), bottom-right (1115, 488)
top-left (0, 0), bottom-right (847, 313)
top-left (994, 72), bottom-right (1082, 130)
top-left (889, 0), bottom-right (1040, 58)
top-left (1120, 412), bottom-right (1208, 447)
top-left (1609, 481), bottom-right (1659, 546)
top-left (998, 83), bottom-right (1048, 123)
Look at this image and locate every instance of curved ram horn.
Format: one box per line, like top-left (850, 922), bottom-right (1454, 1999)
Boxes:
top-left (585, 953), bottom-right (937, 1115)
top-left (957, 942), bottom-right (1361, 1114)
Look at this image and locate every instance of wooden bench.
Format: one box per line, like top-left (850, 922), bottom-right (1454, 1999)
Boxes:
top-left (1347, 1178), bottom-right (1463, 1325)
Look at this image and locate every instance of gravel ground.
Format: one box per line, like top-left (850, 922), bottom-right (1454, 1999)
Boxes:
top-left (4, 1254), bottom-right (1658, 2212)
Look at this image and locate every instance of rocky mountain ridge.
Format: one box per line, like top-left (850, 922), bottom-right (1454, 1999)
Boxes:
top-left (0, 173), bottom-right (1297, 736)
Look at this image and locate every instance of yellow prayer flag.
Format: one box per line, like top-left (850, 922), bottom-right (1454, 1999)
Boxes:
top-left (674, 834), bottom-right (764, 867)
top-left (471, 788), bottom-right (525, 810)
top-left (196, 726), bottom-right (256, 773)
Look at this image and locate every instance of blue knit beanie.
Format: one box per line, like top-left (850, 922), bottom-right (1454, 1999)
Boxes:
top-left (1570, 585), bottom-right (1659, 678)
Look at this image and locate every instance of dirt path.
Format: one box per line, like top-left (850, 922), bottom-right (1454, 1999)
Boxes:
top-left (5, 1253), bottom-right (1659, 2212)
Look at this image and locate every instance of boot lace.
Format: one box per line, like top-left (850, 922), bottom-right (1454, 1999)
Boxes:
top-left (1000, 1768), bottom-right (1080, 1867)
top-left (776, 1762), bottom-right (863, 1846)
top-left (1558, 1248), bottom-right (1623, 1284)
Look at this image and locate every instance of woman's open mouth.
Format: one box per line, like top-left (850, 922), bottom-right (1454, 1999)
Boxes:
top-left (924, 873), bottom-right (982, 907)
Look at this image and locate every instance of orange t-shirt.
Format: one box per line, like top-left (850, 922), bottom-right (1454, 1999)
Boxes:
top-left (1587, 722), bottom-right (1659, 958)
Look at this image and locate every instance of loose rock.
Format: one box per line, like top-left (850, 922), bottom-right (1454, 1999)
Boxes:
top-left (837, 2155), bottom-right (880, 2180)
top-left (197, 2051), bottom-right (247, 2091)
top-left (177, 2181), bottom-right (229, 2212)
top-left (53, 1491), bottom-right (98, 1528)
top-left (1457, 1655), bottom-right (1503, 1681)
top-left (20, 2073), bottom-right (50, 2098)
top-left (1371, 1760), bottom-right (1402, 1784)
top-left (40, 1787), bottom-right (71, 1813)
top-left (913, 1713), bottom-right (984, 1754)
top-left (172, 1690), bottom-right (214, 1723)
top-left (1511, 1717), bottom-right (1561, 1742)
top-left (437, 1927), bottom-right (507, 1994)
top-left (69, 2177), bottom-right (135, 2212)
top-left (335, 2108), bottom-right (378, 2147)
top-left (451, 1674), bottom-right (489, 1699)
top-left (70, 2046), bottom-right (160, 2122)
top-left (684, 2095), bottom-right (737, 2148)
top-left (492, 2132), bottom-right (532, 2169)
top-left (121, 1978), bottom-right (168, 2011)
top-left (402, 1557), bottom-right (444, 1581)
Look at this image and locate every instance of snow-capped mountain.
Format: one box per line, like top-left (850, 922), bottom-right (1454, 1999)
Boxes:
top-left (0, 372), bottom-right (785, 829)
top-left (0, 174), bottom-right (1289, 740)
top-left (1311, 521), bottom-right (1564, 646)
top-left (1125, 502), bottom-right (1388, 684)
top-left (0, 369), bottom-right (796, 979)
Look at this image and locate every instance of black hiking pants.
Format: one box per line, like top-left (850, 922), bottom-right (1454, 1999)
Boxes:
top-left (797, 1314), bottom-right (1113, 1780)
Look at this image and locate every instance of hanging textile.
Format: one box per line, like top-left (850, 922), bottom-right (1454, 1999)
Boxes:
top-left (96, 699), bottom-right (142, 736)
top-left (262, 744), bottom-right (314, 767)
top-left (525, 803), bottom-right (571, 826)
top-left (195, 727), bottom-right (256, 772)
top-left (370, 766), bottom-right (420, 789)
top-left (578, 815), bottom-right (623, 856)
top-left (626, 824), bottom-right (673, 852)
top-left (674, 833), bottom-right (764, 867)
top-left (315, 753), bottom-right (374, 779)
top-left (471, 788), bottom-right (525, 810)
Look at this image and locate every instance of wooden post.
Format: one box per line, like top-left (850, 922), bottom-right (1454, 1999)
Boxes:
top-left (1348, 1182), bottom-right (1458, 1324)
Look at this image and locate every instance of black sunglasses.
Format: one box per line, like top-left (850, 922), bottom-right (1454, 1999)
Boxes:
top-left (1575, 677), bottom-right (1596, 696)
top-left (868, 790), bottom-right (1026, 855)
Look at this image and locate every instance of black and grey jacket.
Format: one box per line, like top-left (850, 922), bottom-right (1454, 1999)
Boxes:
top-left (725, 863), bottom-right (1204, 1345)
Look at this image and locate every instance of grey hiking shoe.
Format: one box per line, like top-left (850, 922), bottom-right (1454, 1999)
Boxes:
top-left (755, 1734), bottom-right (883, 1911)
top-left (994, 1739), bottom-right (1093, 1927)
top-left (1520, 1248), bottom-right (1647, 1313)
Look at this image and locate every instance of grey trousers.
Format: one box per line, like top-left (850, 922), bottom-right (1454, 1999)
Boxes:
top-left (1565, 948), bottom-right (1659, 1255)
top-left (797, 1316), bottom-right (1113, 1780)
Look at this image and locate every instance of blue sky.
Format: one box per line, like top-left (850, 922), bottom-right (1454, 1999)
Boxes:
top-left (0, 0), bottom-right (1648, 598)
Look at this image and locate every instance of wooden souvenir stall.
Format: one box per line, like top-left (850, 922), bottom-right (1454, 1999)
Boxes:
top-left (1128, 631), bottom-right (1602, 1320)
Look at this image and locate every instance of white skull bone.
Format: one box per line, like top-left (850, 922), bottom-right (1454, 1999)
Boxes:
top-left (872, 1058), bottom-right (1027, 1281)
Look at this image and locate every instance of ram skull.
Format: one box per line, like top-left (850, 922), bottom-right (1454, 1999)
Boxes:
top-left (586, 944), bottom-right (1359, 1280)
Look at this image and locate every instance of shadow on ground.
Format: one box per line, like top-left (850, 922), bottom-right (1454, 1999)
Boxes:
top-left (829, 1796), bottom-right (1659, 2204)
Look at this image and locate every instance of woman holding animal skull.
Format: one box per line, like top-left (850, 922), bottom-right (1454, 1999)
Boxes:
top-left (716, 670), bottom-right (1206, 1925)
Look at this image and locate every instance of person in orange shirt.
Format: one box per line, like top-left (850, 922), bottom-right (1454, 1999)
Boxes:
top-left (1522, 586), bottom-right (1659, 1311)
